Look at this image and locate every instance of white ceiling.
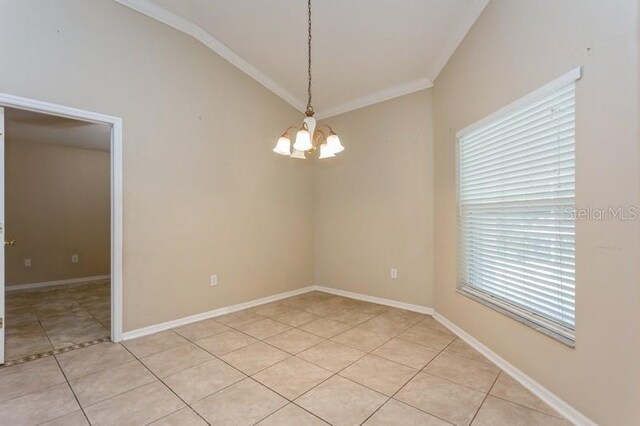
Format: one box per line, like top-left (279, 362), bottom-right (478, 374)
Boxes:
top-left (116, 0), bottom-right (488, 118)
top-left (5, 108), bottom-right (111, 152)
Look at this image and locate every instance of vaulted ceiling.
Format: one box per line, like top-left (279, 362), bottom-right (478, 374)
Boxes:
top-left (116, 0), bottom-right (489, 118)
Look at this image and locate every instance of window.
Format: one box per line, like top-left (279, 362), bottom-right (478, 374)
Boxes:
top-left (456, 68), bottom-right (581, 346)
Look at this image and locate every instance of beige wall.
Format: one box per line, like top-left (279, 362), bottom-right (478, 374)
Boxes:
top-left (5, 140), bottom-right (110, 286)
top-left (432, 0), bottom-right (640, 424)
top-left (315, 90), bottom-right (434, 307)
top-left (0, 0), bottom-right (314, 331)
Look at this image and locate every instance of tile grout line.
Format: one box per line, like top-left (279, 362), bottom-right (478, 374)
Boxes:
top-left (50, 353), bottom-right (92, 425)
top-left (468, 371), bottom-right (502, 425)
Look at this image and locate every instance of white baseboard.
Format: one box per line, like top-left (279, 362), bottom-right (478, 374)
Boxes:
top-left (433, 313), bottom-right (594, 426)
top-left (122, 286), bottom-right (316, 341)
top-left (314, 285), bottom-right (435, 315)
top-left (6, 275), bottom-right (111, 292)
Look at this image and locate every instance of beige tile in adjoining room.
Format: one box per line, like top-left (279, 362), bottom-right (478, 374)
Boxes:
top-left (150, 407), bottom-right (208, 426)
top-left (372, 338), bottom-right (439, 370)
top-left (0, 356), bottom-right (66, 403)
top-left (123, 330), bottom-right (189, 358)
top-left (298, 340), bottom-right (366, 373)
top-left (397, 325), bottom-right (456, 351)
top-left (221, 342), bottom-right (290, 375)
top-left (339, 354), bottom-right (417, 396)
top-left (195, 329), bottom-right (257, 356)
top-left (0, 383), bottom-right (80, 425)
top-left (443, 338), bottom-right (491, 365)
top-left (265, 328), bottom-right (324, 354)
top-left (364, 399), bottom-right (450, 426)
top-left (273, 309), bottom-right (319, 327)
top-left (257, 403), bottom-right (328, 425)
top-left (473, 396), bottom-right (571, 426)
top-left (236, 318), bottom-right (291, 340)
top-left (216, 310), bottom-right (266, 328)
top-left (299, 317), bottom-right (353, 339)
top-left (141, 343), bottom-right (213, 378)
top-left (84, 381), bottom-right (184, 426)
top-left (56, 342), bottom-right (134, 379)
top-left (41, 410), bottom-right (89, 426)
top-left (490, 372), bottom-right (561, 417)
top-left (192, 378), bottom-right (287, 426)
top-left (331, 327), bottom-right (392, 352)
top-left (424, 352), bottom-right (500, 393)
top-left (253, 357), bottom-right (332, 399)
top-left (296, 375), bottom-right (387, 426)
top-left (69, 360), bottom-right (156, 407)
top-left (164, 358), bottom-right (245, 404)
top-left (395, 372), bottom-right (485, 426)
top-left (172, 318), bottom-right (230, 341)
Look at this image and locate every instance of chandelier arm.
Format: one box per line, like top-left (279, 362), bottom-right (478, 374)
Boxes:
top-left (281, 126), bottom-right (299, 137)
top-left (316, 124), bottom-right (335, 134)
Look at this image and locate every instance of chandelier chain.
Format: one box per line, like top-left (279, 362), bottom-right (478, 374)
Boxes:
top-left (306, 0), bottom-right (313, 115)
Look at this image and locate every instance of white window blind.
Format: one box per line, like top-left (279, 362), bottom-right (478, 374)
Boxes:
top-left (457, 69), bottom-right (580, 344)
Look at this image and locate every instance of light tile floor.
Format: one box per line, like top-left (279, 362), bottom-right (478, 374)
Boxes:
top-left (4, 281), bottom-right (110, 361)
top-left (0, 291), bottom-right (571, 425)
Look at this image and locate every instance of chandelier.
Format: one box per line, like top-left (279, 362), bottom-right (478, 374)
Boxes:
top-left (273, 0), bottom-right (344, 159)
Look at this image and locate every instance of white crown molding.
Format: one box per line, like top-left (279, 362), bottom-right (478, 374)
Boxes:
top-left (428, 0), bottom-right (490, 81)
top-left (5, 275), bottom-right (110, 291)
top-left (315, 78), bottom-right (433, 120)
top-left (114, 0), bottom-right (307, 112)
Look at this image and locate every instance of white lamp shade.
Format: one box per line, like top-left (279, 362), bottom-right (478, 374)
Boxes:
top-left (290, 148), bottom-right (306, 159)
top-left (293, 129), bottom-right (312, 151)
top-left (319, 143), bottom-right (335, 159)
top-left (327, 134), bottom-right (344, 154)
top-left (303, 116), bottom-right (316, 139)
top-left (273, 136), bottom-right (291, 155)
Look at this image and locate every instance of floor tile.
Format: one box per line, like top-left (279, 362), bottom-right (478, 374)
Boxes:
top-left (192, 378), bottom-right (287, 426)
top-left (0, 357), bottom-right (66, 403)
top-left (123, 330), bottom-right (188, 358)
top-left (141, 343), bottom-right (213, 378)
top-left (164, 358), bottom-right (245, 404)
top-left (84, 381), bottom-right (184, 426)
top-left (172, 318), bottom-right (230, 341)
top-left (356, 316), bottom-right (410, 337)
top-left (254, 357), bottom-right (332, 399)
top-left (395, 372), bottom-right (485, 426)
top-left (40, 410), bottom-right (89, 426)
top-left (489, 373), bottom-right (560, 417)
top-left (424, 353), bottom-right (500, 393)
top-left (57, 342), bottom-right (133, 379)
top-left (364, 399), bottom-right (450, 425)
top-left (372, 338), bottom-right (439, 369)
top-left (257, 403), bottom-right (329, 425)
top-left (273, 309), bottom-right (319, 327)
top-left (443, 339), bottom-right (491, 365)
top-left (0, 383), bottom-right (79, 425)
top-left (472, 396), bottom-right (571, 425)
top-left (150, 407), bottom-right (208, 425)
top-left (265, 328), bottom-right (324, 354)
top-left (69, 360), bottom-right (156, 407)
top-left (236, 318), bottom-right (291, 340)
top-left (216, 310), bottom-right (266, 328)
top-left (296, 376), bottom-right (387, 426)
top-left (327, 309), bottom-right (375, 325)
top-left (195, 329), bottom-right (257, 356)
top-left (303, 300), bottom-right (349, 317)
top-left (250, 301), bottom-right (292, 317)
top-left (332, 327), bottom-right (391, 352)
top-left (221, 342), bottom-right (290, 375)
top-left (414, 316), bottom-right (451, 333)
top-left (298, 340), bottom-right (365, 372)
top-left (299, 318), bottom-right (353, 338)
top-left (339, 355), bottom-right (417, 396)
top-left (397, 325), bottom-right (456, 351)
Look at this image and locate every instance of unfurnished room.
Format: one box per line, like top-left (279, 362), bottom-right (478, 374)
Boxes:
top-left (0, 1), bottom-right (638, 425)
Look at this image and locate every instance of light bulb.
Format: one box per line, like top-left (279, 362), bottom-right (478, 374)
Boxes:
top-left (319, 143), bottom-right (335, 159)
top-left (326, 133), bottom-right (344, 154)
top-left (273, 136), bottom-right (291, 156)
top-left (293, 129), bottom-right (312, 151)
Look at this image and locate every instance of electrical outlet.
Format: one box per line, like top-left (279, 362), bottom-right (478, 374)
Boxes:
top-left (390, 268), bottom-right (398, 279)
top-left (24, 258), bottom-right (31, 267)
top-left (210, 274), bottom-right (218, 287)
top-left (71, 254), bottom-right (79, 263)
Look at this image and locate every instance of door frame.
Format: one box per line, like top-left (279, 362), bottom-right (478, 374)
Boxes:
top-left (0, 92), bottom-right (123, 342)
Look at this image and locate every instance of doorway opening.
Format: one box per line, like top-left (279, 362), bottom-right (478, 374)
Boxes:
top-left (0, 94), bottom-right (123, 365)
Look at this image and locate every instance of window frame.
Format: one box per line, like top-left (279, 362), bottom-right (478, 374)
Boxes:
top-left (455, 67), bottom-right (582, 347)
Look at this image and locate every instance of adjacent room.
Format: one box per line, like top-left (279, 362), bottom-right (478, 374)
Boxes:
top-left (0, 0), bottom-right (638, 425)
